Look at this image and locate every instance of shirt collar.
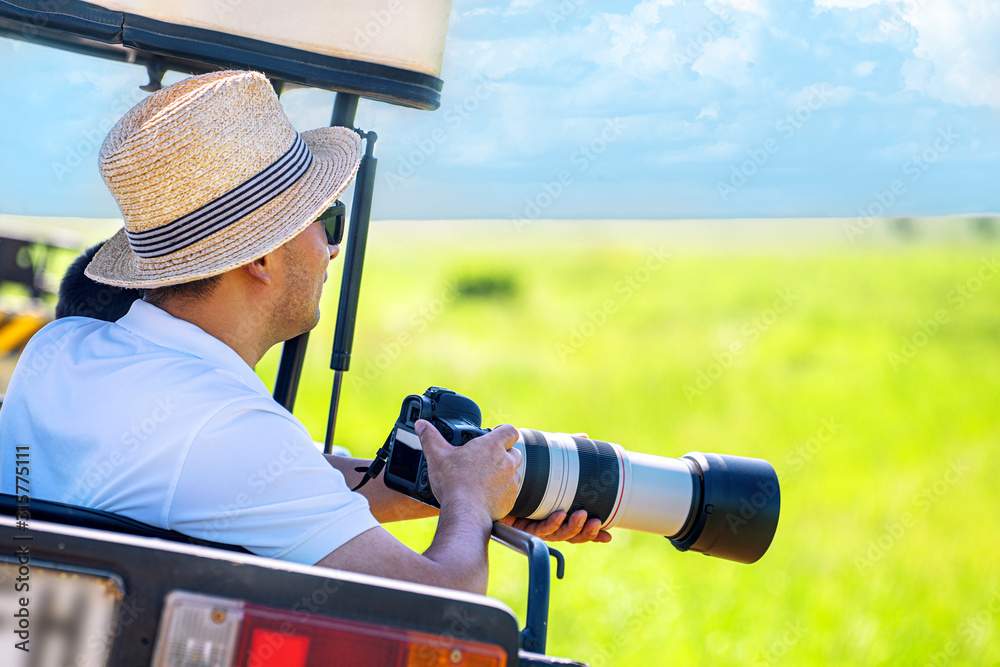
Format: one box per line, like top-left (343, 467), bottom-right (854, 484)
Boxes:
top-left (116, 300), bottom-right (271, 396)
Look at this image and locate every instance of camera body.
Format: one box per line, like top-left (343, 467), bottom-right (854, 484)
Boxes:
top-left (383, 386), bottom-right (491, 507)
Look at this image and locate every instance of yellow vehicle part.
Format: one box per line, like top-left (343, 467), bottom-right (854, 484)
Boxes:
top-left (0, 312), bottom-right (49, 356)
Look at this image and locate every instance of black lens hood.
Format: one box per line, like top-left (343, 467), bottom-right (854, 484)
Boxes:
top-left (668, 452), bottom-right (780, 564)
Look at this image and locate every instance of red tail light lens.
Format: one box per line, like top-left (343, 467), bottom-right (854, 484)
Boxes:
top-left (153, 592), bottom-right (507, 667)
top-left (244, 628), bottom-right (310, 667)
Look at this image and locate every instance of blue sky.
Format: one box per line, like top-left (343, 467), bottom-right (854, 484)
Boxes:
top-left (1, 0), bottom-right (998, 221)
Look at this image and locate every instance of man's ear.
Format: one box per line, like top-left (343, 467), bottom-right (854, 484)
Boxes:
top-left (243, 251), bottom-right (275, 286)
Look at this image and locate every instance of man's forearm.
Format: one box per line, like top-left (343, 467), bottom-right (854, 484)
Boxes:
top-left (314, 498), bottom-right (494, 594)
top-left (325, 454), bottom-right (440, 523)
top-left (326, 456), bottom-right (492, 592)
top-left (316, 459), bottom-right (494, 593)
top-left (317, 423), bottom-right (520, 594)
top-left (421, 497), bottom-right (493, 593)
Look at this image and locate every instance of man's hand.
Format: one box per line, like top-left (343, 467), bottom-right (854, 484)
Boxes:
top-left (500, 510), bottom-right (613, 544)
top-left (418, 420), bottom-right (522, 520)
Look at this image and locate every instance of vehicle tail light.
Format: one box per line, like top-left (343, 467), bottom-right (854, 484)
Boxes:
top-left (152, 592), bottom-right (507, 667)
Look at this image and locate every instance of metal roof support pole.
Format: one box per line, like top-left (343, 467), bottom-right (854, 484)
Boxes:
top-left (325, 99), bottom-right (376, 453)
top-left (271, 329), bottom-right (308, 412)
top-left (331, 93), bottom-right (359, 128)
top-left (272, 92), bottom-right (361, 413)
top-left (323, 144), bottom-right (376, 451)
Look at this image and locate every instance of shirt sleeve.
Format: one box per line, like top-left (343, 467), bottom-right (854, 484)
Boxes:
top-left (166, 397), bottom-right (380, 565)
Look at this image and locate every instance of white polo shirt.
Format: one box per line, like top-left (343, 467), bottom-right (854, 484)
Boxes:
top-left (0, 300), bottom-right (379, 564)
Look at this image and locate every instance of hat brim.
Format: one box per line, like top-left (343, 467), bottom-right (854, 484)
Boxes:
top-left (85, 126), bottom-right (362, 288)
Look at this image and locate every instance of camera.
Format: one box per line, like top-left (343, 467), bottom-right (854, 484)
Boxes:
top-left (376, 387), bottom-right (780, 564)
top-left (382, 387), bottom-right (491, 505)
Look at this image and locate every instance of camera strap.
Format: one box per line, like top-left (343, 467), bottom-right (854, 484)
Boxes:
top-left (351, 432), bottom-right (393, 492)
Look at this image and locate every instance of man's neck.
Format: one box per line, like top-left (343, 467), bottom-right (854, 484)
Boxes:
top-left (149, 293), bottom-right (271, 368)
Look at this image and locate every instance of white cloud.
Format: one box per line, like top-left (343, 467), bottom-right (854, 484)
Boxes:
top-left (585, 2), bottom-right (685, 76)
top-left (602, 12), bottom-right (652, 66)
top-left (691, 30), bottom-right (758, 87)
top-left (444, 36), bottom-right (550, 81)
top-left (711, 0), bottom-right (769, 18)
top-left (504, 0), bottom-right (538, 17)
top-left (854, 61), bottom-right (876, 76)
top-left (697, 102), bottom-right (720, 120)
top-left (767, 26), bottom-right (809, 50)
top-left (462, 7), bottom-right (500, 18)
top-left (899, 0), bottom-right (1000, 109)
top-left (594, 0), bottom-right (679, 69)
top-left (632, 0), bottom-right (679, 25)
top-left (814, 0), bottom-right (883, 8)
top-left (814, 0), bottom-right (1000, 108)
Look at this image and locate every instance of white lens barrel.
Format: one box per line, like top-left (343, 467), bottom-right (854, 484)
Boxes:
top-left (610, 450), bottom-right (694, 537)
top-left (509, 430), bottom-right (780, 563)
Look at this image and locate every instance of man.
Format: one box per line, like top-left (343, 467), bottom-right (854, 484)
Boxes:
top-left (0, 70), bottom-right (606, 595)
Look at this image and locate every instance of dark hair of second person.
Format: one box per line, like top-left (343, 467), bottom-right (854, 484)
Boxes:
top-left (55, 241), bottom-right (143, 321)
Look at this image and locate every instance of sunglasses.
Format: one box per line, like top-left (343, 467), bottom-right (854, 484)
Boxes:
top-left (316, 200), bottom-right (346, 245)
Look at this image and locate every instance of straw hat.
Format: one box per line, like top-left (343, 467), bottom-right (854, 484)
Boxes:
top-left (86, 70), bottom-right (362, 288)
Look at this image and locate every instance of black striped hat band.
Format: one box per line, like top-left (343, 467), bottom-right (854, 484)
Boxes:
top-left (126, 134), bottom-right (313, 259)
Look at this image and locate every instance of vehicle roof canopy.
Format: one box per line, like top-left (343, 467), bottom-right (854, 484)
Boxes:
top-left (0, 0), bottom-right (450, 109)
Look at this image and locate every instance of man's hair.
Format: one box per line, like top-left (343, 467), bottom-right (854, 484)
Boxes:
top-left (56, 242), bottom-right (143, 321)
top-left (143, 274), bottom-right (224, 307)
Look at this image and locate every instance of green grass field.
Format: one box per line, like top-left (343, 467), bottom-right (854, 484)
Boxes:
top-left (6, 216), bottom-right (997, 665)
top-left (250, 219), bottom-right (999, 666)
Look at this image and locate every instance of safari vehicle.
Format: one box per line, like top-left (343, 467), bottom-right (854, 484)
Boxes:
top-left (0, 2), bottom-right (580, 665)
top-left (0, 3), bottom-right (782, 666)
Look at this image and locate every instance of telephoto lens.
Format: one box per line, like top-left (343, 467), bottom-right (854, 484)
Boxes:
top-left (509, 430), bottom-right (780, 564)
